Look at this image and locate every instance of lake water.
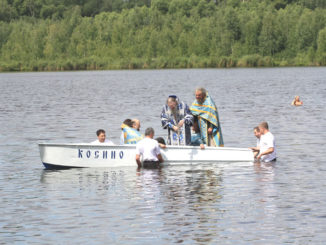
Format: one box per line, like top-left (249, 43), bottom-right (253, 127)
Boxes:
top-left (0, 68), bottom-right (326, 244)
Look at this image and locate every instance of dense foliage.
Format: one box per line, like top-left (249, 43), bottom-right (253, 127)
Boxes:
top-left (0, 0), bottom-right (326, 71)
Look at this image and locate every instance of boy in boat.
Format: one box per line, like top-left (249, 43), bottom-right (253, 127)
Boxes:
top-left (250, 126), bottom-right (261, 158)
top-left (257, 122), bottom-right (277, 162)
top-left (161, 95), bottom-right (193, 145)
top-left (190, 116), bottom-right (205, 149)
top-left (91, 129), bottom-right (114, 145)
top-left (136, 127), bottom-right (164, 168)
top-left (190, 87), bottom-right (224, 147)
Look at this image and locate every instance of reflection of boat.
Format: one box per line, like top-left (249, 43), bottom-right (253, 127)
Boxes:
top-left (39, 143), bottom-right (254, 169)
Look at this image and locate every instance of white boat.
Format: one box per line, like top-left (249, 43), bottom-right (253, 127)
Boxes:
top-left (39, 143), bottom-right (254, 169)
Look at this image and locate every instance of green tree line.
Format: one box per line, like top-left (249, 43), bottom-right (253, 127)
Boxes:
top-left (0, 0), bottom-right (326, 71)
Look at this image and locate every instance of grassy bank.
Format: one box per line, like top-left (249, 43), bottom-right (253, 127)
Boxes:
top-left (1, 55), bottom-right (325, 72)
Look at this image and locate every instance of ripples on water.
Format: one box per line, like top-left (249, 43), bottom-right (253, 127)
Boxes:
top-left (0, 68), bottom-right (326, 244)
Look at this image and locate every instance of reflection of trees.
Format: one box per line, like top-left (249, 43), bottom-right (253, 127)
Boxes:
top-left (185, 168), bottom-right (224, 243)
top-left (40, 168), bottom-right (127, 192)
top-left (186, 169), bottom-right (223, 203)
top-left (137, 166), bottom-right (224, 243)
top-left (40, 166), bottom-right (224, 243)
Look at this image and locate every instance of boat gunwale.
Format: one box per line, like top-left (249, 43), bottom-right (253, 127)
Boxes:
top-left (38, 143), bottom-right (252, 152)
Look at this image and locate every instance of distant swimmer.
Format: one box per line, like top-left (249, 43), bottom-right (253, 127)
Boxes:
top-left (249, 126), bottom-right (261, 158)
top-left (257, 122), bottom-right (276, 162)
top-left (91, 129), bottom-right (114, 145)
top-left (120, 118), bottom-right (143, 144)
top-left (291, 96), bottom-right (303, 106)
top-left (190, 87), bottom-right (223, 147)
top-left (136, 127), bottom-right (164, 168)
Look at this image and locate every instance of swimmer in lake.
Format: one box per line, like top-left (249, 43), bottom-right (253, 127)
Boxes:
top-left (291, 96), bottom-right (303, 106)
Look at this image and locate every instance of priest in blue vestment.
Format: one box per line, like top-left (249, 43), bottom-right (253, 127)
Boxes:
top-left (190, 88), bottom-right (224, 147)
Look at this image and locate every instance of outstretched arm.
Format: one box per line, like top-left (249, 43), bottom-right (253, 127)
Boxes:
top-left (159, 143), bottom-right (166, 149)
top-left (257, 147), bottom-right (274, 160)
top-left (250, 146), bottom-right (260, 151)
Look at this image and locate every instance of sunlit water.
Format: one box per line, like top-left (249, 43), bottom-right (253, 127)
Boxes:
top-left (0, 68), bottom-right (326, 244)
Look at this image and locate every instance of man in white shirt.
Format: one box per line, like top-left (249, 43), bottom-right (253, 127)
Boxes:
top-left (135, 127), bottom-right (164, 168)
top-left (250, 126), bottom-right (261, 158)
top-left (257, 122), bottom-right (276, 162)
top-left (91, 129), bottom-right (114, 145)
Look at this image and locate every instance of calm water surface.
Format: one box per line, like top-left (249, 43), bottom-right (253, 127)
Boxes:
top-left (0, 68), bottom-right (326, 244)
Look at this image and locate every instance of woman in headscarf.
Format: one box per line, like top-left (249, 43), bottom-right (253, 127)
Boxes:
top-left (120, 119), bottom-right (143, 144)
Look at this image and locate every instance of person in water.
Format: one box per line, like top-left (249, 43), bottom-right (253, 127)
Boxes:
top-left (155, 137), bottom-right (166, 148)
top-left (161, 95), bottom-right (193, 145)
top-left (190, 87), bottom-right (224, 147)
top-left (250, 126), bottom-right (261, 158)
top-left (190, 116), bottom-right (205, 149)
top-left (291, 96), bottom-right (303, 106)
top-left (136, 127), bottom-right (164, 168)
top-left (91, 129), bottom-right (114, 145)
top-left (257, 122), bottom-right (276, 162)
top-left (120, 118), bottom-right (143, 144)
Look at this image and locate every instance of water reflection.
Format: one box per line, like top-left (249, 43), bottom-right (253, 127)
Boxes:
top-left (252, 162), bottom-right (278, 239)
top-left (40, 168), bottom-right (132, 191)
top-left (135, 166), bottom-right (223, 243)
top-left (1, 68), bottom-right (326, 243)
top-left (253, 162), bottom-right (276, 183)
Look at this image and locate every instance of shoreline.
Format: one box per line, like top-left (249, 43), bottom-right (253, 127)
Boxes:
top-left (1, 56), bottom-right (324, 73)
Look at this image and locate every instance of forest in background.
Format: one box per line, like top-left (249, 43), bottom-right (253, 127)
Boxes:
top-left (0, 0), bottom-right (326, 71)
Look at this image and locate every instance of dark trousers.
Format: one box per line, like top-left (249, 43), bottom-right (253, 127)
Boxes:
top-left (143, 161), bottom-right (160, 168)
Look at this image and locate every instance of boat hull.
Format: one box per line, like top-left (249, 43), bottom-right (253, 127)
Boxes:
top-left (39, 143), bottom-right (254, 169)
